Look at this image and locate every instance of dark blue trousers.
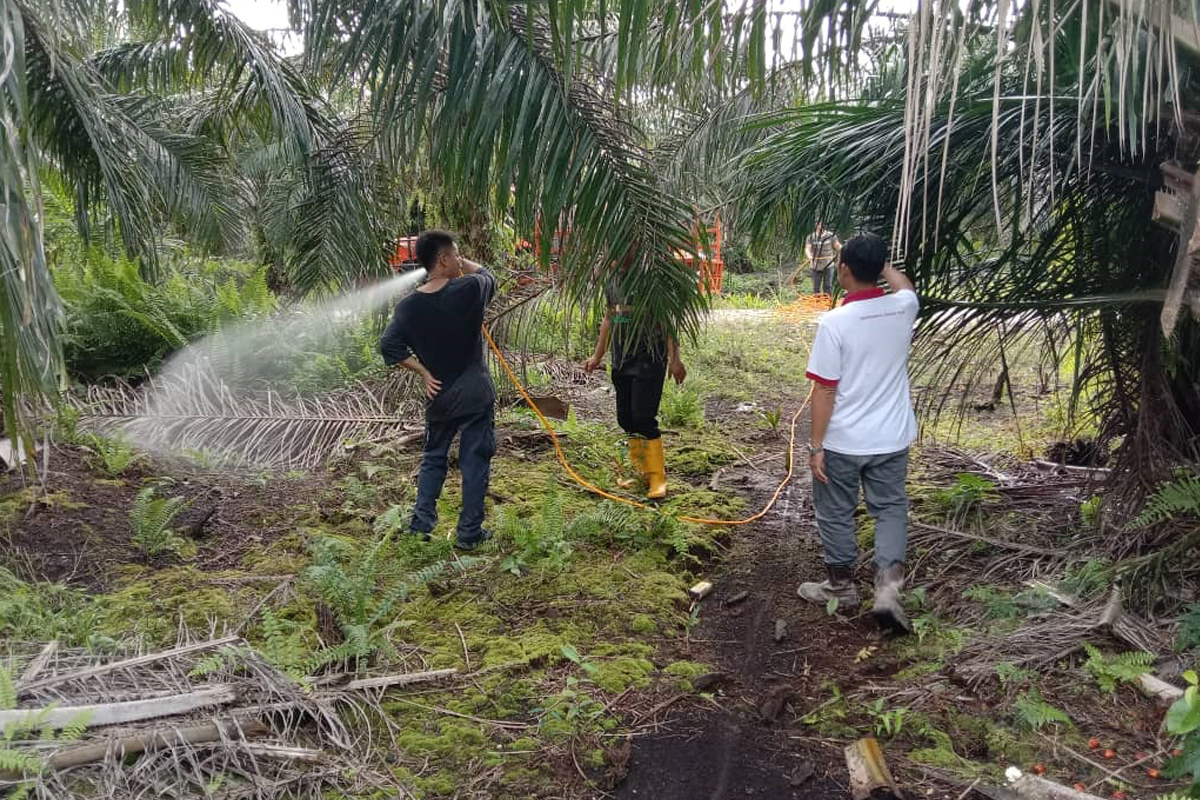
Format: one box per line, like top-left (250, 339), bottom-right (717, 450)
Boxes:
top-left (410, 404), bottom-right (495, 543)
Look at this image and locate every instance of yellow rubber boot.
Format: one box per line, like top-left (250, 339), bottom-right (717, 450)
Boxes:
top-left (619, 438), bottom-right (645, 489)
top-left (642, 437), bottom-right (667, 499)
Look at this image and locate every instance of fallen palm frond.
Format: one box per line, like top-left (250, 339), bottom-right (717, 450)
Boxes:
top-left (953, 587), bottom-right (1169, 686)
top-left (2, 634), bottom-right (404, 799)
top-left (72, 365), bottom-right (422, 470)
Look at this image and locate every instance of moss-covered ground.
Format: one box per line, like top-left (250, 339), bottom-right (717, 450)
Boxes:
top-left (0, 308), bottom-right (1190, 799)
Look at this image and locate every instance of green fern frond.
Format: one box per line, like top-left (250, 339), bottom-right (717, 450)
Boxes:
top-left (58, 711), bottom-right (91, 742)
top-left (1132, 473), bottom-right (1200, 528)
top-left (0, 747), bottom-right (45, 773)
top-left (129, 486), bottom-right (190, 557)
top-left (1084, 643), bottom-right (1153, 694)
top-left (1014, 688), bottom-right (1072, 731)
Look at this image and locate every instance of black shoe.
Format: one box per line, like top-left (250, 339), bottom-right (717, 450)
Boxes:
top-left (408, 529), bottom-right (432, 543)
top-left (453, 529), bottom-right (493, 551)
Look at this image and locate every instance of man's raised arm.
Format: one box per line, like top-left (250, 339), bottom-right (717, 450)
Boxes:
top-left (881, 263), bottom-right (914, 293)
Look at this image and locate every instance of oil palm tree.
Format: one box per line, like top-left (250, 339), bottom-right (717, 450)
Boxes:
top-left (2, 0), bottom-right (877, 464)
top-left (738, 3), bottom-right (1200, 494)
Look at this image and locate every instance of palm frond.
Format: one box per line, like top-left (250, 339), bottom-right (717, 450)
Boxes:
top-left (74, 366), bottom-right (422, 470)
top-left (0, 0), bottom-right (65, 465)
top-left (123, 0), bottom-right (318, 158)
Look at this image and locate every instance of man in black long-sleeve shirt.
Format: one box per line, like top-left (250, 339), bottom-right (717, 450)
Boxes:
top-left (379, 230), bottom-right (497, 550)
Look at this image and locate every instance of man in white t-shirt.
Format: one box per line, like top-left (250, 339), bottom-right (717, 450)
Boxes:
top-left (798, 232), bottom-right (918, 634)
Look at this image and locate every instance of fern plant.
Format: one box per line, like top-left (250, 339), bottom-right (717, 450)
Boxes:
top-left (129, 487), bottom-right (190, 558)
top-left (496, 479), bottom-right (574, 576)
top-left (1013, 687), bottom-right (1072, 731)
top-left (301, 530), bottom-right (478, 673)
top-left (1132, 472), bottom-right (1200, 528)
top-left (1083, 643), bottom-right (1154, 694)
top-left (84, 432), bottom-right (141, 476)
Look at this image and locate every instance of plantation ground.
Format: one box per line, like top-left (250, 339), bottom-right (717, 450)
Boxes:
top-left (0, 305), bottom-right (1191, 799)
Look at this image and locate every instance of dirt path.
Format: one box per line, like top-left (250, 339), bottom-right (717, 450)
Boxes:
top-left (610, 365), bottom-right (961, 799)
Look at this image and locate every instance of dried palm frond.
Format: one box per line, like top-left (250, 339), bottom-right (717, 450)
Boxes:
top-left (954, 587), bottom-right (1169, 686)
top-left (6, 633), bottom-right (398, 799)
top-left (73, 363), bottom-right (422, 470)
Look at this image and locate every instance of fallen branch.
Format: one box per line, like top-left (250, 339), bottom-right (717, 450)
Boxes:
top-left (341, 669), bottom-right (458, 692)
top-left (18, 636), bottom-right (240, 696)
top-left (1139, 673), bottom-right (1184, 703)
top-left (46, 719), bottom-right (269, 770)
top-left (911, 522), bottom-right (1062, 557)
top-left (18, 642), bottom-right (58, 686)
top-left (386, 697), bottom-right (530, 729)
top-left (0, 685), bottom-right (238, 729)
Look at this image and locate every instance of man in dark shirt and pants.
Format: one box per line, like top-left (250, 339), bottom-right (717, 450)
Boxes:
top-left (379, 230), bottom-right (497, 550)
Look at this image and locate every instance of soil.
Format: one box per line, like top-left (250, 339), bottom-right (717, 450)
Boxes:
top-left (0, 444), bottom-right (327, 589)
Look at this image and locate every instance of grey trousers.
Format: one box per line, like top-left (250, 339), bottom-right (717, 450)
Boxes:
top-left (811, 265), bottom-right (835, 295)
top-left (813, 448), bottom-right (909, 568)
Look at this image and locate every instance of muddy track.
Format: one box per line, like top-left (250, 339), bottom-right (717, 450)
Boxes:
top-left (612, 426), bottom-right (959, 799)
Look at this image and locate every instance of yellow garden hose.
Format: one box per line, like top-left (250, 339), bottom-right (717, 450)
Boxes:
top-left (481, 324), bottom-right (813, 526)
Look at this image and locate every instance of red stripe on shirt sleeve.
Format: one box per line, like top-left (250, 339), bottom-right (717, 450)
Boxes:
top-left (806, 371), bottom-right (838, 387)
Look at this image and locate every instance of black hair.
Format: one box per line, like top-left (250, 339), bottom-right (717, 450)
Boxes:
top-left (839, 232), bottom-right (888, 284)
top-left (415, 229), bottom-right (456, 270)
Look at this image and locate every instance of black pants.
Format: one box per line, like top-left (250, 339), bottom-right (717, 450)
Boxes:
top-left (613, 367), bottom-right (666, 439)
top-left (410, 404), bottom-right (496, 543)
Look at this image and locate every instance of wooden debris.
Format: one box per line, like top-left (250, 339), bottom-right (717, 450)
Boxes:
top-left (724, 590), bottom-right (750, 606)
top-left (1005, 768), bottom-right (1107, 800)
top-left (1139, 673), bottom-right (1184, 704)
top-left (773, 619), bottom-right (788, 642)
top-left (47, 719), bottom-right (269, 770)
top-left (18, 641), bottom-right (59, 686)
top-left (689, 580), bottom-right (714, 601)
top-left (0, 684), bottom-right (238, 729)
top-left (844, 737), bottom-right (902, 800)
top-left (0, 438), bottom-right (30, 471)
top-left (1022, 580), bottom-right (1078, 608)
top-left (18, 636), bottom-right (240, 696)
top-left (342, 668), bottom-right (458, 691)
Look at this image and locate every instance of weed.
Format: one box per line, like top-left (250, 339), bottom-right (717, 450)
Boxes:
top-left (1131, 471), bottom-right (1200, 528)
top-left (1083, 643), bottom-right (1153, 694)
top-left (1079, 495), bottom-right (1103, 529)
top-left (1061, 558), bottom-right (1115, 599)
top-left (0, 663), bottom-right (90, 797)
top-left (963, 585), bottom-right (1059, 620)
top-left (495, 479), bottom-right (574, 575)
top-left (660, 381), bottom-right (705, 429)
top-left (993, 662), bottom-right (1036, 691)
top-left (130, 487), bottom-right (190, 558)
top-left (85, 432), bottom-right (141, 476)
top-left (1013, 688), bottom-right (1071, 731)
top-left (758, 408), bottom-right (783, 435)
top-left (0, 569), bottom-right (101, 643)
top-left (933, 474), bottom-right (997, 520)
top-left (865, 698), bottom-right (908, 738)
